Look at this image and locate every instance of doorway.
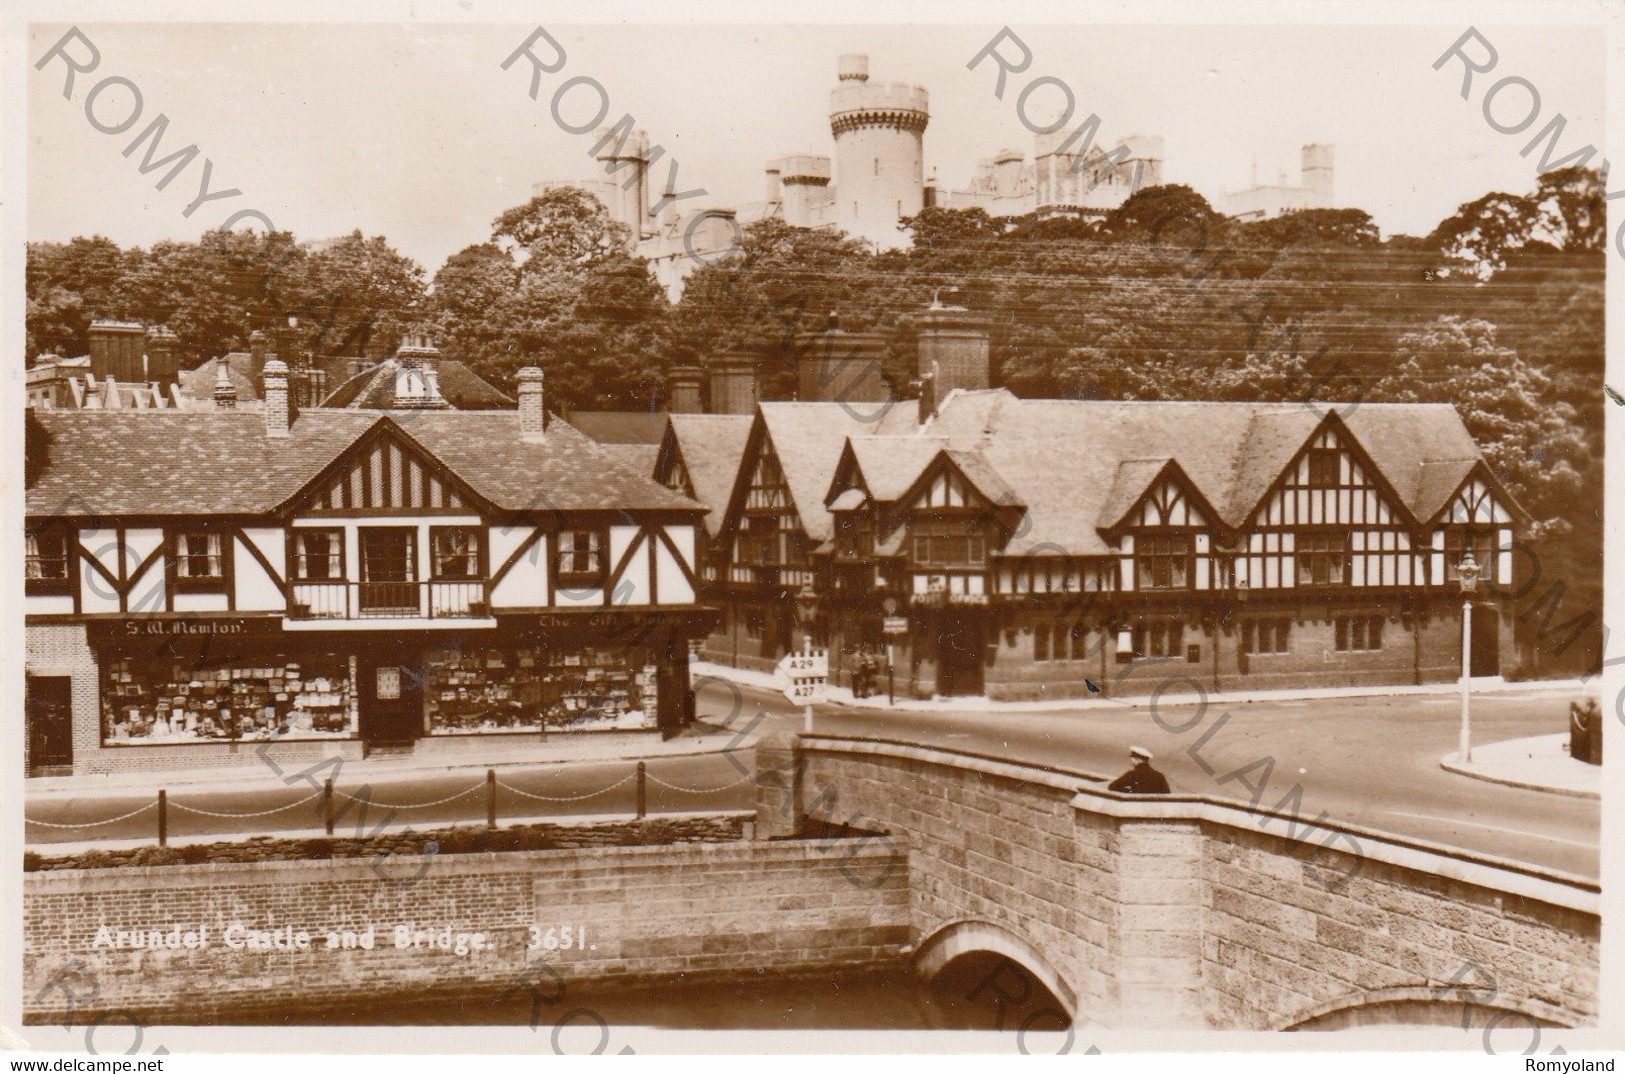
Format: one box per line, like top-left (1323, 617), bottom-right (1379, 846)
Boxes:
top-left (1470, 606), bottom-right (1500, 677)
top-left (936, 609), bottom-right (986, 696)
top-left (359, 653), bottom-right (425, 748)
top-left (27, 676), bottom-right (74, 775)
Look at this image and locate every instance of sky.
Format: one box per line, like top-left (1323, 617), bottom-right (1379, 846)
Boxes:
top-left (26, 20), bottom-right (1606, 276)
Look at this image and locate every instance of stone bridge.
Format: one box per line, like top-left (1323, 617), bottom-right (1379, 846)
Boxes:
top-left (757, 733), bottom-right (1600, 1032)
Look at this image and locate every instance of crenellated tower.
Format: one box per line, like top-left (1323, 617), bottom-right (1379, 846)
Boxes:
top-left (828, 54), bottom-right (928, 249)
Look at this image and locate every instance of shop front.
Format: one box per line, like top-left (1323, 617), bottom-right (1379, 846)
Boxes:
top-left (79, 610), bottom-right (703, 765)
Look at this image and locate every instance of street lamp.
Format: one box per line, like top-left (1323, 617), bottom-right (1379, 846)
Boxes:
top-left (1457, 550), bottom-right (1482, 764)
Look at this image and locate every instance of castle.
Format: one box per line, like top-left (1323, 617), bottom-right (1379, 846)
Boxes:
top-left (538, 53), bottom-right (1333, 298)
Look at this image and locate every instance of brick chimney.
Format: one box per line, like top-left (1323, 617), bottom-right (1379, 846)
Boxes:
top-left (794, 316), bottom-right (891, 404)
top-left (263, 359), bottom-right (291, 438)
top-left (87, 321), bottom-right (146, 382)
top-left (144, 326), bottom-right (180, 387)
top-left (249, 330), bottom-right (270, 380)
top-left (517, 367), bottom-right (546, 442)
top-left (668, 366), bottom-right (703, 413)
top-left (213, 363), bottom-right (238, 409)
top-left (911, 296), bottom-right (991, 410)
top-left (708, 353), bottom-right (760, 415)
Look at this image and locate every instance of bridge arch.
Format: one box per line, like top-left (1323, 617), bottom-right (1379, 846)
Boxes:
top-left (913, 919), bottom-right (1078, 1022)
top-left (1282, 987), bottom-right (1573, 1034)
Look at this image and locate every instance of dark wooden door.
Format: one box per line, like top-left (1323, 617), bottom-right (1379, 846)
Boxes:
top-left (27, 676), bottom-right (74, 773)
top-left (936, 609), bottom-right (986, 696)
top-left (1470, 606), bottom-right (1500, 677)
top-left (359, 653), bottom-right (425, 747)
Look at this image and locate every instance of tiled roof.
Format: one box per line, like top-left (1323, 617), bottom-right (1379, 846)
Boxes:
top-left (26, 409), bottom-right (704, 518)
top-left (177, 354), bottom-right (261, 403)
top-left (593, 442), bottom-right (662, 478)
top-left (565, 411), bottom-right (670, 445)
top-left (758, 401), bottom-right (919, 541)
top-left (665, 415), bottom-right (753, 536)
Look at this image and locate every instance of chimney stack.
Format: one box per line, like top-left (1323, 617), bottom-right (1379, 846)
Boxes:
top-left (668, 366), bottom-right (704, 413)
top-left (249, 330), bottom-right (270, 380)
top-left (393, 335), bottom-right (449, 408)
top-left (794, 316), bottom-right (891, 404)
top-left (916, 366), bottom-right (937, 425)
top-left (87, 321), bottom-right (146, 383)
top-left (263, 359), bottom-right (291, 437)
top-left (517, 367), bottom-right (546, 441)
top-left (144, 326), bottom-right (180, 387)
top-left (911, 295), bottom-right (990, 413)
top-left (708, 354), bottom-right (760, 415)
top-left (213, 363), bottom-right (238, 409)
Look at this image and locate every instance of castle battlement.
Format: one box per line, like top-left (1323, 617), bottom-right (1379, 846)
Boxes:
top-left (829, 82), bottom-right (930, 122)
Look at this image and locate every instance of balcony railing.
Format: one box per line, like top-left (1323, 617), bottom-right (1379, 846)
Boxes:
top-left (289, 580), bottom-right (490, 621)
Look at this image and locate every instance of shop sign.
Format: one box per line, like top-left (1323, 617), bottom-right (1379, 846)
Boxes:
top-left (97, 617), bottom-right (283, 643)
top-left (883, 616), bottom-right (910, 636)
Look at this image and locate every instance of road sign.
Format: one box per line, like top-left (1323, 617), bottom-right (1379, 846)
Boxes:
top-left (882, 616), bottom-right (909, 636)
top-left (776, 647), bottom-right (829, 707)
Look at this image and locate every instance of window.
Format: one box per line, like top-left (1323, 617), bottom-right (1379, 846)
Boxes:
top-left (432, 527), bottom-right (483, 579)
top-left (1335, 615), bottom-right (1384, 652)
top-left (835, 512), bottom-right (872, 559)
top-left (912, 520), bottom-right (986, 567)
top-left (1306, 448), bottom-right (1341, 487)
top-left (555, 529), bottom-right (602, 580)
top-left (1243, 618), bottom-right (1291, 655)
top-left (1132, 620), bottom-right (1184, 659)
top-left (173, 530), bottom-right (229, 588)
top-left (25, 525), bottom-right (71, 593)
top-left (1135, 535), bottom-right (1192, 590)
top-left (1444, 529), bottom-right (1497, 583)
top-left (1296, 534), bottom-right (1347, 586)
top-left (1034, 625), bottom-right (1050, 662)
top-left (291, 529), bottom-right (344, 581)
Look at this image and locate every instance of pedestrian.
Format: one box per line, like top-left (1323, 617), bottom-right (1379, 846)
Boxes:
top-left (1108, 746), bottom-right (1170, 794)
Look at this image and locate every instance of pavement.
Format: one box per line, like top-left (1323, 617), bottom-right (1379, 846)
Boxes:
top-left (1442, 732), bottom-right (1601, 799)
top-left (690, 659), bottom-right (1581, 713)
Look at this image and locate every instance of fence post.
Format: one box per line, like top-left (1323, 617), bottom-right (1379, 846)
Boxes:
top-left (487, 769), bottom-right (498, 831)
top-left (636, 761), bottom-right (647, 820)
top-left (157, 789), bottom-right (167, 848)
top-left (324, 779), bottom-right (335, 835)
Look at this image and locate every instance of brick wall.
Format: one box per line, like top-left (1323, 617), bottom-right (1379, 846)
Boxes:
top-left (793, 736), bottom-right (1600, 1031)
top-left (24, 833), bottom-right (908, 1024)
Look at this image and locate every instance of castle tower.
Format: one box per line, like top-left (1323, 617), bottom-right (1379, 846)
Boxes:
top-left (828, 54), bottom-right (929, 249)
top-left (592, 126), bottom-right (653, 239)
top-left (1302, 143), bottom-right (1334, 202)
top-left (776, 155), bottom-right (832, 228)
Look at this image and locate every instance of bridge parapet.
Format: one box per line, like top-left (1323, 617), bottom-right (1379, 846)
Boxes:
top-left (762, 734), bottom-right (1600, 1031)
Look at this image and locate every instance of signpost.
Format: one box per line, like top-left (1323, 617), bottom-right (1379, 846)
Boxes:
top-left (777, 644), bottom-right (828, 733)
top-left (882, 599), bottom-right (906, 706)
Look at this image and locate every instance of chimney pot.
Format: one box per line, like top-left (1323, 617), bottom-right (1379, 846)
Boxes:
top-left (213, 363), bottom-right (238, 409)
top-left (517, 366), bottom-right (546, 441)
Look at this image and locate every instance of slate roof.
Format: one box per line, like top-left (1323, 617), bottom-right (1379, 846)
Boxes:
top-left (565, 411), bottom-right (671, 446)
top-left (25, 409), bottom-right (704, 518)
top-left (664, 415), bottom-right (754, 536)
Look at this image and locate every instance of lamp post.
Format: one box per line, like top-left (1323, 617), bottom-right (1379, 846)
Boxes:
top-left (793, 583), bottom-right (821, 733)
top-left (1457, 551), bottom-right (1481, 764)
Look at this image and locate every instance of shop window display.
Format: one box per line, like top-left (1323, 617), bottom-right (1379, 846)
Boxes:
top-left (425, 645), bottom-right (657, 734)
top-left (102, 653), bottom-right (357, 744)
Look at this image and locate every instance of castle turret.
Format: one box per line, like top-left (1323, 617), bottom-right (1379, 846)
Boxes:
top-left (828, 54), bottom-right (929, 249)
top-left (1302, 143), bottom-right (1334, 202)
top-left (775, 155), bottom-right (832, 228)
top-left (592, 126), bottom-right (653, 239)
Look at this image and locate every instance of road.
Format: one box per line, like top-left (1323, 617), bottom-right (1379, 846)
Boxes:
top-left (27, 680), bottom-right (1599, 879)
top-left (694, 677), bottom-right (1601, 880)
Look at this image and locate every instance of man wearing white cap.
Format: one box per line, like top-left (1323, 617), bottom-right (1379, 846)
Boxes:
top-left (1108, 745), bottom-right (1170, 794)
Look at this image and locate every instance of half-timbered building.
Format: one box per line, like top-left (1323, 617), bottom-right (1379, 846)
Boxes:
top-left (24, 363), bottom-right (712, 775)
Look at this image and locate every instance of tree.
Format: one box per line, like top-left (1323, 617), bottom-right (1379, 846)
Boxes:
top-left (1531, 165), bottom-right (1606, 252)
top-left (491, 187), bottom-right (632, 272)
top-left (25, 237), bottom-right (143, 361)
top-left (1429, 192), bottom-right (1541, 277)
top-left (297, 231), bottom-right (427, 358)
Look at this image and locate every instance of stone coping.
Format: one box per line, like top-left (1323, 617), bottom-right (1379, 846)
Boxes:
top-left (797, 734), bottom-right (1600, 915)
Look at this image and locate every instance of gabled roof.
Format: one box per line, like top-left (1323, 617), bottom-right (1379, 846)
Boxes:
top-left (756, 401), bottom-right (919, 541)
top-left (25, 409), bottom-right (703, 518)
top-left (841, 435), bottom-right (948, 502)
top-left (1097, 457), bottom-right (1223, 536)
top-left (664, 415), bottom-right (753, 536)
